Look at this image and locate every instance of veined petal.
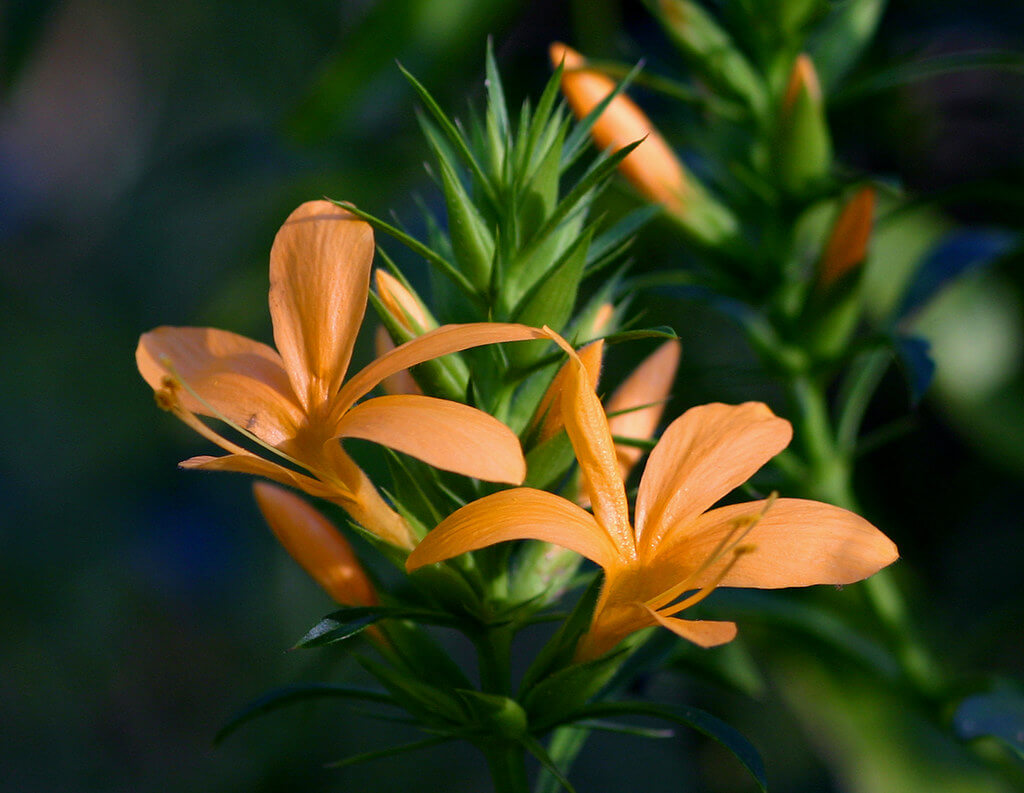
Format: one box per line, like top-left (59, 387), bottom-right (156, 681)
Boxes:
top-left (333, 323), bottom-right (549, 420)
top-left (655, 497), bottom-right (898, 590)
top-left (635, 402), bottom-right (792, 553)
top-left (646, 607), bottom-right (738, 648)
top-left (556, 339), bottom-right (634, 559)
top-left (406, 488), bottom-right (618, 571)
top-left (335, 394), bottom-right (526, 484)
top-left (532, 340), bottom-right (604, 444)
top-left (606, 340), bottom-right (680, 479)
top-left (253, 483), bottom-right (377, 607)
top-left (137, 326), bottom-right (301, 445)
top-left (269, 201), bottom-right (374, 411)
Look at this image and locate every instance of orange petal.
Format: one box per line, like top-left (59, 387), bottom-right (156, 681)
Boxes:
top-left (336, 394), bottom-right (526, 484)
top-left (180, 452), bottom-right (338, 498)
top-left (137, 326), bottom-right (302, 445)
top-left (333, 323), bottom-right (549, 419)
top-left (656, 497), bottom-right (899, 590)
top-left (406, 488), bottom-right (618, 571)
top-left (532, 339), bottom-right (604, 444)
top-left (606, 340), bottom-right (680, 479)
top-left (646, 607), bottom-right (738, 648)
top-left (550, 42), bottom-right (689, 213)
top-left (269, 200), bottom-right (374, 412)
top-left (253, 483), bottom-right (377, 606)
top-left (635, 402), bottom-right (792, 552)
top-left (555, 337), bottom-right (634, 559)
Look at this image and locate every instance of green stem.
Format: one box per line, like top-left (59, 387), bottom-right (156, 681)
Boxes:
top-left (483, 740), bottom-right (530, 793)
top-left (476, 625), bottom-right (514, 694)
top-left (784, 370), bottom-right (943, 694)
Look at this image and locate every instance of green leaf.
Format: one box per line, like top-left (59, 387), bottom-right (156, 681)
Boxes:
top-left (654, 0), bottom-right (768, 118)
top-left (329, 200), bottom-right (480, 302)
top-left (214, 683), bottom-right (394, 745)
top-left (397, 61), bottom-right (497, 207)
top-left (553, 700), bottom-right (767, 792)
top-left (325, 735), bottom-right (454, 769)
top-left (358, 656), bottom-right (467, 726)
top-left (524, 650), bottom-right (630, 730)
top-left (295, 605), bottom-right (460, 649)
top-left (808, 0), bottom-right (887, 92)
top-left (454, 689), bottom-right (528, 739)
top-left (585, 205), bottom-right (660, 272)
top-left (511, 229), bottom-right (592, 343)
top-left (519, 576), bottom-right (602, 695)
top-left (383, 620), bottom-right (475, 690)
top-left (523, 431), bottom-right (576, 491)
top-left (835, 49), bottom-right (1024, 105)
top-left (432, 131), bottom-right (496, 290)
top-left (521, 734), bottom-right (578, 793)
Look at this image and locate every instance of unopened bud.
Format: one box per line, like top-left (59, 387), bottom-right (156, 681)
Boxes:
top-left (375, 270), bottom-right (436, 334)
top-left (550, 42), bottom-right (690, 214)
top-left (253, 482), bottom-right (377, 607)
top-left (818, 186), bottom-right (875, 289)
top-left (774, 54), bottom-right (832, 195)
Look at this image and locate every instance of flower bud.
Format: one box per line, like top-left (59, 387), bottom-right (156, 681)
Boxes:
top-left (818, 186), bottom-right (875, 289)
top-left (253, 482), bottom-right (377, 607)
top-left (531, 340), bottom-right (604, 444)
top-left (375, 270), bottom-right (436, 335)
top-left (550, 42), bottom-right (690, 214)
top-left (774, 54), bottom-right (832, 195)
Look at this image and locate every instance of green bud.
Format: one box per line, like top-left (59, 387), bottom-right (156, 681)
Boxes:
top-left (656, 0), bottom-right (769, 118)
top-left (773, 54), bottom-right (832, 195)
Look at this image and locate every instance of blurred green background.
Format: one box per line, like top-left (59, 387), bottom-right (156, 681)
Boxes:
top-left (2, 1), bottom-right (1023, 791)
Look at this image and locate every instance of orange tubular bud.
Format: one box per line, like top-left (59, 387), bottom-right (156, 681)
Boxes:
top-left (375, 270), bottom-right (434, 334)
top-left (253, 482), bottom-right (377, 607)
top-left (532, 340), bottom-right (605, 444)
top-left (373, 325), bottom-right (423, 396)
top-left (818, 186), bottom-right (876, 288)
top-left (550, 42), bottom-right (690, 213)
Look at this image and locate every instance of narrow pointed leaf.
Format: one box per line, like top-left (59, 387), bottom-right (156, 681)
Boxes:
top-left (521, 735), bottom-right (578, 793)
top-left (325, 736), bottom-right (453, 769)
top-left (554, 701), bottom-right (767, 792)
top-left (214, 683), bottom-right (394, 744)
top-left (295, 605), bottom-right (461, 648)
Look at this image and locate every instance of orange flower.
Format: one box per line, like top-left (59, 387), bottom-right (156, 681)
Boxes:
top-left (253, 482), bottom-right (377, 607)
top-left (550, 42), bottom-right (690, 214)
top-left (408, 334), bottom-right (898, 659)
top-left (137, 201), bottom-right (546, 550)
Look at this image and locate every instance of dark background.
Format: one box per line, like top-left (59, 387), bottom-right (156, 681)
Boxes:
top-left (2, 1), bottom-right (1023, 790)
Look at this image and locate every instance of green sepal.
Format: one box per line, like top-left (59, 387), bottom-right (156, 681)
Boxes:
top-left (382, 619), bottom-right (475, 691)
top-left (654, 0), bottom-right (769, 119)
top-left (802, 270), bottom-right (865, 361)
top-left (213, 683), bottom-right (395, 745)
top-left (454, 689), bottom-right (528, 740)
top-left (523, 430), bottom-right (576, 491)
top-left (508, 229), bottom-right (592, 366)
top-left (509, 541), bottom-right (584, 611)
top-left (427, 118), bottom-right (496, 291)
top-left (294, 605), bottom-right (462, 649)
top-left (772, 66), bottom-right (833, 196)
top-left (523, 649), bottom-right (630, 731)
top-left (357, 655), bottom-right (467, 727)
top-left (550, 700), bottom-right (767, 792)
top-left (518, 114), bottom-right (566, 243)
top-left (369, 290), bottom-right (470, 402)
top-left (519, 574), bottom-right (602, 695)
